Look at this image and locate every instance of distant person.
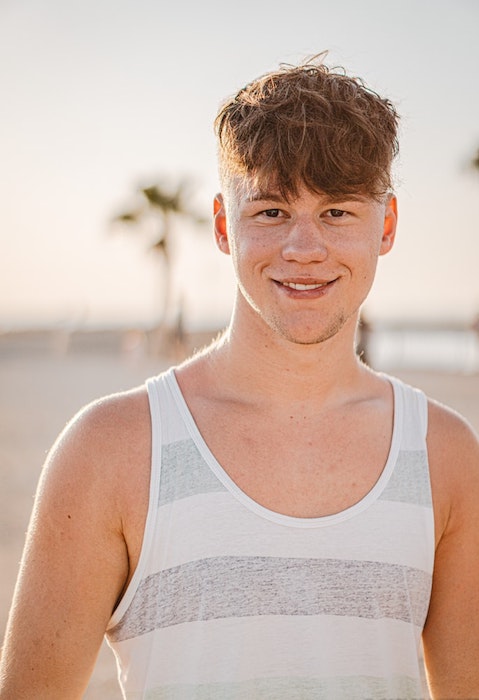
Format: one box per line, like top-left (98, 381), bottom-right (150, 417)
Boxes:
top-left (1, 54), bottom-right (478, 700)
top-left (356, 311), bottom-right (373, 366)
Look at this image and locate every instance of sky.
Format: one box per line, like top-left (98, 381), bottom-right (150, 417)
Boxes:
top-left (1, 0), bottom-right (478, 331)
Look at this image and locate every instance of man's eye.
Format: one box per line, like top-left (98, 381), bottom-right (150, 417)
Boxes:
top-left (263, 209), bottom-right (281, 218)
top-left (328, 209), bottom-right (346, 218)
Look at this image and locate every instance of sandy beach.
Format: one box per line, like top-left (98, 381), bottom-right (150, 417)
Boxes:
top-left (1, 332), bottom-right (478, 698)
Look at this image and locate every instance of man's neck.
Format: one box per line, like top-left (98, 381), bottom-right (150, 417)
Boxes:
top-left (204, 310), bottom-right (369, 406)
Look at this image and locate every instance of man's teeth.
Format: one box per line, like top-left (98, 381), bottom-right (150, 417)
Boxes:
top-left (282, 282), bottom-right (327, 290)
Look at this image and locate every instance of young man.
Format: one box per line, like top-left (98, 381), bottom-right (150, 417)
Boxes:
top-left (1, 56), bottom-right (478, 700)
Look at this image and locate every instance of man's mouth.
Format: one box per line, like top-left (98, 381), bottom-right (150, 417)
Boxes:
top-left (280, 281), bottom-right (330, 291)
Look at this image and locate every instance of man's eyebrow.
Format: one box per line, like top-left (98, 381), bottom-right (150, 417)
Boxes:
top-left (244, 191), bottom-right (373, 205)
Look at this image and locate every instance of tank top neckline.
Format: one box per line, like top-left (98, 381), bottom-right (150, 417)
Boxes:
top-left (164, 368), bottom-right (403, 528)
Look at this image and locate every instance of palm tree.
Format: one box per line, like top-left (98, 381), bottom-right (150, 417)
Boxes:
top-left (111, 177), bottom-right (208, 352)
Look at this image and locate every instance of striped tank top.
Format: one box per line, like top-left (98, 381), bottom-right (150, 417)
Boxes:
top-left (106, 368), bottom-right (434, 699)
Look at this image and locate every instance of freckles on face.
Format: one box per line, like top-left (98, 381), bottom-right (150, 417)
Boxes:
top-left (217, 185), bottom-right (397, 347)
top-left (223, 183), bottom-right (395, 285)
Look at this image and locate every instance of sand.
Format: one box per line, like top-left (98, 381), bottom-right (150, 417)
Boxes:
top-left (1, 337), bottom-right (478, 698)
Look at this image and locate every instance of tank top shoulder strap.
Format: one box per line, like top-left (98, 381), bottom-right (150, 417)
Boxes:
top-left (378, 374), bottom-right (432, 513)
top-left (107, 369), bottom-right (178, 630)
top-left (387, 374), bottom-right (428, 451)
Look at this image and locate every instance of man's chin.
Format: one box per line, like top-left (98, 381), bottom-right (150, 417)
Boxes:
top-left (269, 315), bottom-right (350, 347)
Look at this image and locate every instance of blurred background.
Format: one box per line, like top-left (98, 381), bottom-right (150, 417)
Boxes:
top-left (1, 1), bottom-right (479, 697)
top-left (1, 0), bottom-right (479, 350)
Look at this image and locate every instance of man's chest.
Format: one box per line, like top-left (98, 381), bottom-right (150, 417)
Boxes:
top-left (192, 404), bottom-right (394, 518)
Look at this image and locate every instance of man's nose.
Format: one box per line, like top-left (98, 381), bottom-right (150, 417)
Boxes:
top-left (281, 218), bottom-right (328, 263)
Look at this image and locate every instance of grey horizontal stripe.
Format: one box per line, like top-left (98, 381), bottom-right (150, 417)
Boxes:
top-left (146, 674), bottom-right (423, 699)
top-left (159, 439), bottom-right (226, 506)
top-left (109, 556), bottom-right (431, 642)
top-left (160, 440), bottom-right (432, 509)
top-left (380, 451), bottom-right (432, 507)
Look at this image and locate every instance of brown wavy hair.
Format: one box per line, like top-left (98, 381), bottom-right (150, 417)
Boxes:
top-left (215, 53), bottom-right (400, 201)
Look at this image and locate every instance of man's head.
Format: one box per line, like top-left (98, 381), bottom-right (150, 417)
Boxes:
top-left (215, 53), bottom-right (399, 203)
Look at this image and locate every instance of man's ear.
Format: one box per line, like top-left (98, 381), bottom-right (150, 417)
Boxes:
top-left (214, 193), bottom-right (230, 254)
top-left (379, 194), bottom-right (398, 256)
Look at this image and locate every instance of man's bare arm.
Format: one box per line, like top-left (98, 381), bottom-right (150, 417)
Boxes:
top-left (0, 389), bottom-right (150, 699)
top-left (423, 401), bottom-right (479, 699)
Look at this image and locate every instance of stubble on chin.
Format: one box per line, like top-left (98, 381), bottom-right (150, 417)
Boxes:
top-left (266, 311), bottom-right (350, 347)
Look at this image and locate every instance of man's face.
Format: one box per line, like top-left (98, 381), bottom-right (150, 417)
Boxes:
top-left (214, 178), bottom-right (397, 346)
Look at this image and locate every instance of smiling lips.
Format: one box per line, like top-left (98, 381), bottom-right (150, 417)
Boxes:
top-left (281, 281), bottom-right (329, 291)
top-left (274, 278), bottom-right (338, 298)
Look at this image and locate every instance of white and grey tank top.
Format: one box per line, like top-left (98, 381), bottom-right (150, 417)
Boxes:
top-left (106, 369), bottom-right (434, 699)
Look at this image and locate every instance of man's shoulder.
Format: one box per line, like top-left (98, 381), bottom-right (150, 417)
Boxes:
top-left (46, 382), bottom-right (152, 492)
top-left (426, 396), bottom-right (479, 536)
top-left (426, 395), bottom-right (478, 456)
top-left (65, 382), bottom-right (151, 448)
